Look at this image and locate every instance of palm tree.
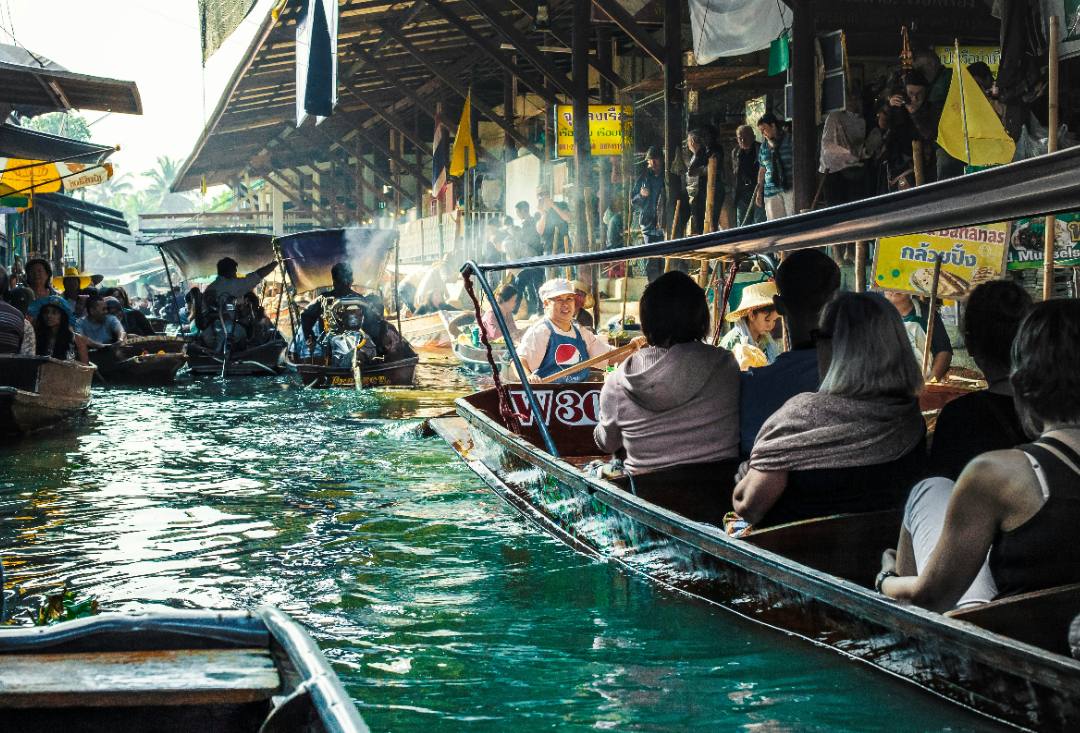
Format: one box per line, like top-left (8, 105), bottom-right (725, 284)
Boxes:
top-left (141, 156), bottom-right (194, 214)
top-left (84, 172), bottom-right (134, 209)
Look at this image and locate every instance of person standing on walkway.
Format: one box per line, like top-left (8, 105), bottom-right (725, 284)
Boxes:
top-left (631, 146), bottom-right (667, 281)
top-left (755, 113), bottom-right (794, 220)
top-left (732, 125), bottom-right (764, 226)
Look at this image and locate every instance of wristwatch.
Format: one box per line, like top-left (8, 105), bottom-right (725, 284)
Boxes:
top-left (875, 569), bottom-right (899, 594)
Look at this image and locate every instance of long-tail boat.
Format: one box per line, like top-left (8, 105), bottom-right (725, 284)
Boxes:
top-left (0, 607), bottom-right (368, 732)
top-left (88, 335), bottom-right (187, 385)
top-left (144, 232), bottom-right (287, 377)
top-left (0, 355), bottom-right (95, 436)
top-left (278, 228), bottom-right (419, 389)
top-left (433, 147), bottom-right (1080, 732)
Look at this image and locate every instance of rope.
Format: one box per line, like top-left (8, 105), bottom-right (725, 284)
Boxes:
top-left (462, 270), bottom-right (520, 434)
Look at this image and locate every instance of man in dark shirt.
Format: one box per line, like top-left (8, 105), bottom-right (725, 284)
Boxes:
top-left (631, 146), bottom-right (666, 281)
top-left (738, 250), bottom-right (841, 457)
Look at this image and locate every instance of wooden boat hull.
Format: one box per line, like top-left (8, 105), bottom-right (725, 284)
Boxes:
top-left (289, 355), bottom-right (419, 388)
top-left (435, 384), bottom-right (1080, 732)
top-left (400, 311), bottom-right (461, 352)
top-left (0, 356), bottom-right (95, 436)
top-left (89, 337), bottom-right (187, 385)
top-left (0, 607), bottom-right (368, 732)
top-left (451, 340), bottom-right (504, 372)
top-left (186, 340), bottom-right (285, 377)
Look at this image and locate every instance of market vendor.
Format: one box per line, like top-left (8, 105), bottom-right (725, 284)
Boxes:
top-left (883, 290), bottom-right (952, 381)
top-left (720, 282), bottom-right (781, 370)
top-left (518, 278), bottom-right (641, 383)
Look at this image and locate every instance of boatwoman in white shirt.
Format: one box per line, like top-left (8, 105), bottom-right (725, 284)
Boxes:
top-left (518, 278), bottom-right (641, 383)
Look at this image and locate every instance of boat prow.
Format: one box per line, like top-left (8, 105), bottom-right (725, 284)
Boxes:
top-left (0, 355), bottom-right (95, 436)
top-left (187, 339), bottom-right (286, 377)
top-left (0, 607), bottom-right (369, 732)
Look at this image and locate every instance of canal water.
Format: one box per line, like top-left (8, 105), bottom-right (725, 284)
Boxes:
top-left (0, 364), bottom-right (995, 731)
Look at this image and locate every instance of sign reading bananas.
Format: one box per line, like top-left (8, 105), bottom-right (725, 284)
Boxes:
top-left (1007, 213), bottom-right (1080, 269)
top-left (872, 223), bottom-right (1009, 298)
top-left (555, 105), bottom-right (633, 157)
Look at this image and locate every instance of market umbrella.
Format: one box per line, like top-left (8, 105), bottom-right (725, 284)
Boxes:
top-left (0, 123), bottom-right (116, 196)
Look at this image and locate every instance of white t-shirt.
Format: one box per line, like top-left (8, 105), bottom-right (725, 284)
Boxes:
top-left (518, 318), bottom-right (612, 372)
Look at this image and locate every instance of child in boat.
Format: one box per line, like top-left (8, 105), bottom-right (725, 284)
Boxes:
top-left (720, 282), bottom-right (781, 371)
top-left (879, 299), bottom-right (1080, 611)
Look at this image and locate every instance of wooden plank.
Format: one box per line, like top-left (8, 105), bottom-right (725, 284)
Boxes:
top-left (0, 648), bottom-right (280, 709)
top-left (949, 583), bottom-right (1080, 656)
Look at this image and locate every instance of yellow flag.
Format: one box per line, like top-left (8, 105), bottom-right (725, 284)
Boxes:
top-left (449, 91), bottom-right (477, 177)
top-left (936, 46), bottom-right (1015, 166)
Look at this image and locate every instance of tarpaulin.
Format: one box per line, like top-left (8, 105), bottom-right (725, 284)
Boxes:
top-left (688, 0), bottom-right (791, 64)
top-left (278, 228), bottom-right (397, 293)
top-left (153, 232), bottom-right (275, 281)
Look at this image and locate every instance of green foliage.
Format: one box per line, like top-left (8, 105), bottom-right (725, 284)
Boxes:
top-left (24, 112), bottom-right (92, 142)
top-left (33, 585), bottom-right (99, 626)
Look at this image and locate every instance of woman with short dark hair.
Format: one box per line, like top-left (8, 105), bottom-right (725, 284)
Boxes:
top-left (594, 271), bottom-right (740, 492)
top-left (880, 299), bottom-right (1080, 610)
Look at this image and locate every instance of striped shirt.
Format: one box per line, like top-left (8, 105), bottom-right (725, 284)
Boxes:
top-left (0, 300), bottom-right (25, 354)
top-left (758, 133), bottom-right (794, 197)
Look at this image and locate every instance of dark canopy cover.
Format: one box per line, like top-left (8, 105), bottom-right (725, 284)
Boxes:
top-left (153, 232), bottom-right (274, 281)
top-left (278, 227), bottom-right (396, 293)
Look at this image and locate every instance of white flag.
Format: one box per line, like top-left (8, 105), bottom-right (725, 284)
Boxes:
top-left (688, 0), bottom-right (792, 64)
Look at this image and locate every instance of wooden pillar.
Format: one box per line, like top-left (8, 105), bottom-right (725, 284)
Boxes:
top-left (414, 108), bottom-right (424, 217)
top-left (596, 27), bottom-right (613, 223)
top-left (571, 0), bottom-right (591, 253)
top-left (662, 0), bottom-right (684, 233)
top-left (504, 67), bottom-right (516, 161)
top-left (1043, 15), bottom-right (1060, 301)
top-left (790, 0), bottom-right (817, 214)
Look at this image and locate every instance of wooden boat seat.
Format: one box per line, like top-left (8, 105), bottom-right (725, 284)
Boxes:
top-left (946, 582), bottom-right (1080, 656)
top-left (0, 647), bottom-right (280, 709)
top-left (743, 510), bottom-right (904, 587)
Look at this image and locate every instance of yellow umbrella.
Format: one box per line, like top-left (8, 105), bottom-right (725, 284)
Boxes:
top-left (0, 157), bottom-right (114, 197)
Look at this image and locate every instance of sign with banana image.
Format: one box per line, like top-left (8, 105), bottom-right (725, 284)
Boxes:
top-left (872, 222), bottom-right (1009, 299)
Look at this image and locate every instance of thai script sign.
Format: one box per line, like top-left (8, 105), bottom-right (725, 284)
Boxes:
top-left (509, 389), bottom-right (600, 427)
top-left (555, 105), bottom-right (633, 157)
top-left (1007, 213), bottom-right (1080, 269)
top-left (935, 45), bottom-right (1000, 76)
top-left (873, 223), bottom-right (1009, 298)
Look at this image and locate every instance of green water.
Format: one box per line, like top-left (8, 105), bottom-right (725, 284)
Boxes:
top-left (0, 367), bottom-right (996, 731)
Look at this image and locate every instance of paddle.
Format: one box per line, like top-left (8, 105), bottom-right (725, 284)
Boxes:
top-left (536, 341), bottom-right (639, 384)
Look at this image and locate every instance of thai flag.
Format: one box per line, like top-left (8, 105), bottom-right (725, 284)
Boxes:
top-left (432, 111), bottom-right (450, 198)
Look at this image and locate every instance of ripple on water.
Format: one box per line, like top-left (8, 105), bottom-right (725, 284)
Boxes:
top-left (0, 373), bottom-right (996, 732)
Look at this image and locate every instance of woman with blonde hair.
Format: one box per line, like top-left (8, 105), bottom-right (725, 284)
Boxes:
top-left (732, 292), bottom-right (926, 528)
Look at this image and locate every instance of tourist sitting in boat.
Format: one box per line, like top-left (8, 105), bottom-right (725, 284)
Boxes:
top-left (720, 282), bottom-right (782, 370)
top-left (198, 294), bottom-right (248, 354)
top-left (519, 278), bottom-right (634, 383)
top-left (732, 292), bottom-right (926, 528)
top-left (929, 280), bottom-right (1032, 480)
top-left (54, 266), bottom-right (95, 319)
top-left (879, 299), bottom-right (1080, 611)
top-left (480, 283), bottom-right (522, 343)
top-left (102, 287), bottom-right (156, 337)
top-left (76, 294), bottom-right (126, 349)
top-left (200, 256), bottom-right (277, 328)
top-left (884, 289), bottom-right (952, 381)
top-left (240, 292), bottom-right (277, 345)
top-left (594, 271), bottom-right (740, 483)
top-left (182, 287), bottom-right (203, 334)
top-left (412, 258), bottom-right (455, 316)
top-left (4, 286), bottom-right (36, 355)
top-left (24, 258), bottom-right (62, 317)
top-left (0, 297), bottom-right (32, 355)
top-left (738, 250), bottom-right (840, 457)
top-left (33, 297), bottom-right (89, 363)
top-left (571, 280), bottom-right (595, 330)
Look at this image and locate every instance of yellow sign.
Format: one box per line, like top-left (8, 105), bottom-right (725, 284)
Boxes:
top-left (935, 45), bottom-right (1000, 77)
top-left (872, 223), bottom-right (1009, 298)
top-left (555, 105), bottom-right (633, 157)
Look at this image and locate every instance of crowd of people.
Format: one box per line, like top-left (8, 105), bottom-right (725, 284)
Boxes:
top-left (581, 251), bottom-right (1079, 614)
top-left (0, 260), bottom-right (173, 362)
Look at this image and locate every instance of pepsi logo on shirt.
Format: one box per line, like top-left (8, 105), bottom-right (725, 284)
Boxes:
top-left (554, 343), bottom-right (582, 366)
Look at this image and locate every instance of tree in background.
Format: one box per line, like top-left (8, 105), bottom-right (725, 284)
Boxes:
top-left (141, 155), bottom-right (195, 214)
top-left (24, 111), bottom-right (92, 142)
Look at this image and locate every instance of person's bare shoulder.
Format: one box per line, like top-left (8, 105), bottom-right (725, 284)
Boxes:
top-left (955, 449), bottom-right (1037, 511)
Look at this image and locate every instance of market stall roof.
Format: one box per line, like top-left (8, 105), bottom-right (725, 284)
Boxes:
top-left (142, 232), bottom-right (275, 281)
top-left (0, 123), bottom-right (116, 164)
top-left (172, 0), bottom-right (597, 193)
top-left (33, 193), bottom-right (131, 236)
top-left (0, 43), bottom-right (142, 116)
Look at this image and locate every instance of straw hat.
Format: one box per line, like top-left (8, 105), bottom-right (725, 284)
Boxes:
top-left (571, 280), bottom-right (594, 309)
top-left (52, 266), bottom-right (94, 291)
top-left (726, 281), bottom-right (778, 322)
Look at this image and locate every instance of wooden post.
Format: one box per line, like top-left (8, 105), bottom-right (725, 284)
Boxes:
top-left (572, 0), bottom-right (591, 258)
top-left (854, 241), bottom-right (867, 292)
top-left (790, 0), bottom-right (816, 213)
top-left (921, 255), bottom-right (943, 379)
top-left (662, 0), bottom-right (683, 233)
top-left (1043, 15), bottom-right (1060, 301)
top-left (703, 156), bottom-right (718, 234)
top-left (414, 108), bottom-right (424, 217)
top-left (912, 140), bottom-right (925, 186)
top-left (664, 198), bottom-right (682, 272)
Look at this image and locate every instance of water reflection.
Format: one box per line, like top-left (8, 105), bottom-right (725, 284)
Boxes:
top-left (0, 362), bottom-right (992, 731)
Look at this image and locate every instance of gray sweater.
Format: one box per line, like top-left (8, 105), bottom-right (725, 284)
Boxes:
top-left (594, 341), bottom-right (740, 474)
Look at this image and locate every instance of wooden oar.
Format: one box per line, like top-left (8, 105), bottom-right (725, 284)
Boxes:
top-left (537, 341), bottom-right (639, 384)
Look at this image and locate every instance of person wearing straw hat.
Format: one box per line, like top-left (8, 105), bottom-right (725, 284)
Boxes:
top-left (720, 281), bottom-right (781, 370)
top-left (518, 278), bottom-right (641, 383)
top-left (53, 266), bottom-right (96, 319)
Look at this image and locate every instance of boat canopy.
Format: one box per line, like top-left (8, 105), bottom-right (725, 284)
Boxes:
top-left (145, 232), bottom-right (274, 282)
top-left (277, 227), bottom-right (397, 294)
top-left (464, 145), bottom-right (1080, 274)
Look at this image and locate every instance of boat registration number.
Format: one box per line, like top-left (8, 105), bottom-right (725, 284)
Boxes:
top-left (330, 376), bottom-right (355, 386)
top-left (509, 389), bottom-right (600, 427)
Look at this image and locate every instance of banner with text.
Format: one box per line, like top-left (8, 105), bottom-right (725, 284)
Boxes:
top-left (555, 105), bottom-right (634, 157)
top-left (1007, 213), bottom-right (1080, 269)
top-left (872, 223), bottom-right (1009, 298)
